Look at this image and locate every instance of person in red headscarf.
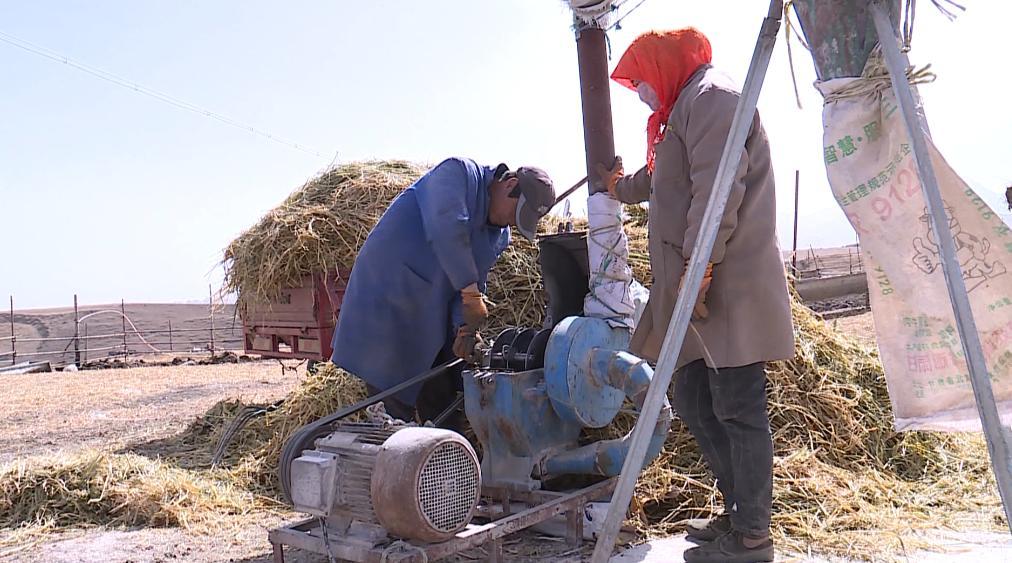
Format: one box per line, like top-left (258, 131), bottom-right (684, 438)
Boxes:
top-left (598, 29), bottom-right (794, 563)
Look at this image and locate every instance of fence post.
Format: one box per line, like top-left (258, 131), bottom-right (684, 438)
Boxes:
top-left (83, 323), bottom-right (88, 364)
top-left (121, 299), bottom-right (128, 357)
top-left (791, 169), bottom-right (800, 281)
top-left (168, 320), bottom-right (173, 352)
top-left (208, 285), bottom-right (215, 355)
top-left (73, 294), bottom-right (81, 367)
top-left (9, 296), bottom-right (14, 366)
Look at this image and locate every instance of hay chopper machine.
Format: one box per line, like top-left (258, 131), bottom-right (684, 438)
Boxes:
top-left (264, 3), bottom-right (680, 560)
top-left (269, 271), bottom-right (672, 562)
top-left (269, 195), bottom-right (674, 562)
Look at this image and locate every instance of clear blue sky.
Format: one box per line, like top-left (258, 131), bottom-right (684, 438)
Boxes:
top-left (2, 1), bottom-right (1010, 309)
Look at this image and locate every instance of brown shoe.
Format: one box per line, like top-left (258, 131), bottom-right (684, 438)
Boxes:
top-left (683, 530), bottom-right (774, 563)
top-left (684, 513), bottom-right (731, 542)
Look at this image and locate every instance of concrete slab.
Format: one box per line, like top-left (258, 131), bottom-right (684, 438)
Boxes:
top-left (609, 531), bottom-right (1012, 563)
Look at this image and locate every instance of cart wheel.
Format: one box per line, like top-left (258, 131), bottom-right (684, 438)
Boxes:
top-left (307, 360), bottom-right (320, 375)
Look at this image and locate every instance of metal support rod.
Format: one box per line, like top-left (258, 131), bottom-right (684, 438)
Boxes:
top-left (83, 323), bottom-right (88, 364)
top-left (554, 176), bottom-right (590, 207)
top-left (121, 299), bottom-right (127, 356)
top-left (792, 170), bottom-right (800, 279)
top-left (168, 320), bottom-right (173, 352)
top-left (870, 0), bottom-right (1012, 531)
top-left (591, 2), bottom-right (784, 560)
top-left (73, 294), bottom-right (80, 366)
top-left (9, 296), bottom-right (14, 366)
top-left (208, 285), bottom-right (215, 355)
top-left (575, 23), bottom-right (616, 194)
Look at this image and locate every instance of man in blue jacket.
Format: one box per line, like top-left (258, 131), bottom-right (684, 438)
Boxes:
top-left (331, 158), bottom-right (555, 423)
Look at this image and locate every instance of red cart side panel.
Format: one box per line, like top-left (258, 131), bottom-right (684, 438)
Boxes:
top-left (242, 268), bottom-right (350, 361)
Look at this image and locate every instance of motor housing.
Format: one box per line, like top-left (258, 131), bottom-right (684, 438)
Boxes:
top-left (289, 423), bottom-right (481, 543)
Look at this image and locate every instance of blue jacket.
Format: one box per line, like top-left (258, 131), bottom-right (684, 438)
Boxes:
top-left (331, 158), bottom-right (510, 405)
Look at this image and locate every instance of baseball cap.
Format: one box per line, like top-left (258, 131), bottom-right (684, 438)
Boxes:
top-left (512, 166), bottom-right (556, 240)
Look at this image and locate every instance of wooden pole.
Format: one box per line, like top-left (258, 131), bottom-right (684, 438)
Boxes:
top-left (168, 320), bottom-right (173, 352)
top-left (121, 299), bottom-right (127, 357)
top-left (208, 285), bottom-right (215, 355)
top-left (575, 20), bottom-right (616, 194)
top-left (791, 169), bottom-right (800, 279)
top-left (790, 0), bottom-right (899, 80)
top-left (9, 296), bottom-right (14, 366)
top-left (73, 294), bottom-right (81, 367)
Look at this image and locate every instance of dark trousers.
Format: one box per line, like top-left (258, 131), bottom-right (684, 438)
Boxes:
top-left (673, 359), bottom-right (773, 537)
top-left (368, 346), bottom-right (463, 426)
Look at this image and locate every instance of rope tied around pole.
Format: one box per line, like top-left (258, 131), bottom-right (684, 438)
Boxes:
top-left (821, 46), bottom-right (936, 103)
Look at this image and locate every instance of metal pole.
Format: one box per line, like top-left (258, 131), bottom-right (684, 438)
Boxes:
top-left (591, 3), bottom-right (784, 560)
top-left (791, 169), bottom-right (800, 279)
top-left (168, 320), bottom-right (173, 352)
top-left (121, 299), bottom-right (127, 357)
top-left (870, 0), bottom-right (1012, 531)
top-left (83, 323), bottom-right (88, 364)
top-left (208, 285), bottom-right (215, 355)
top-left (73, 294), bottom-right (80, 367)
top-left (9, 296), bottom-right (14, 366)
top-left (575, 21), bottom-right (616, 195)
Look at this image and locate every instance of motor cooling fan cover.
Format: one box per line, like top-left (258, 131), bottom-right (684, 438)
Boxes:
top-left (370, 427), bottom-right (481, 542)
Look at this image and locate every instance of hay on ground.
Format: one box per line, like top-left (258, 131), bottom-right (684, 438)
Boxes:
top-left (597, 297), bottom-right (1002, 557)
top-left (0, 451), bottom-right (255, 531)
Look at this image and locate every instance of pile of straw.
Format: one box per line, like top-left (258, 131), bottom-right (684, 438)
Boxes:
top-left (0, 451), bottom-right (254, 531)
top-left (223, 160), bottom-right (428, 308)
top-left (228, 364), bottom-right (367, 493)
top-left (604, 298), bottom-right (1002, 555)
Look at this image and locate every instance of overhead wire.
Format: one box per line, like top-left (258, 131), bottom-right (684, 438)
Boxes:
top-left (0, 30), bottom-right (328, 159)
top-left (605, 0), bottom-right (650, 31)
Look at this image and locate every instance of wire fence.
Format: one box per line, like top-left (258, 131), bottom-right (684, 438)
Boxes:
top-left (2, 291), bottom-right (245, 368)
top-left (786, 245), bottom-right (866, 280)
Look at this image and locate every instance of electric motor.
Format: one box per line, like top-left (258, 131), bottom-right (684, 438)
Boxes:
top-left (288, 423), bottom-right (481, 543)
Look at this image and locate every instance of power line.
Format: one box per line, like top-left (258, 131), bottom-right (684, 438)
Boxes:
top-left (606, 0), bottom-right (650, 31)
top-left (0, 30), bottom-right (328, 159)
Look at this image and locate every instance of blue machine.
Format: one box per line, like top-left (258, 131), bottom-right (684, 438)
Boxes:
top-left (462, 315), bottom-right (672, 491)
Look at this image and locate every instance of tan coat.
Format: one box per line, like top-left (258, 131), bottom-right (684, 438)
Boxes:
top-left (615, 65), bottom-right (794, 368)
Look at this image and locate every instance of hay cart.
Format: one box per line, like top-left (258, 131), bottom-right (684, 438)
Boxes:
top-left (240, 268), bottom-right (351, 370)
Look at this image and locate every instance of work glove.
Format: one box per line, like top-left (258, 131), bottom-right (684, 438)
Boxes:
top-left (595, 156), bottom-right (624, 199)
top-left (678, 262), bottom-right (714, 320)
top-left (453, 325), bottom-right (483, 364)
top-left (460, 283), bottom-right (489, 328)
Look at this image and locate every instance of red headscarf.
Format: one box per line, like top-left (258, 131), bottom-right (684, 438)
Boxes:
top-left (611, 28), bottom-right (713, 171)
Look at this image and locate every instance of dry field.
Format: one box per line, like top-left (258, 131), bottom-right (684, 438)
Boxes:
top-left (0, 361), bottom-right (305, 562)
top-left (784, 245), bottom-right (865, 278)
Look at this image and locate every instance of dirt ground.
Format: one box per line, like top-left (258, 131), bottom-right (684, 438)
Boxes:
top-left (825, 310), bottom-right (877, 348)
top-left (0, 361), bottom-right (298, 464)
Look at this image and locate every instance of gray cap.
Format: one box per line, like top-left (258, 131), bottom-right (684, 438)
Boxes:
top-left (513, 166), bottom-right (555, 241)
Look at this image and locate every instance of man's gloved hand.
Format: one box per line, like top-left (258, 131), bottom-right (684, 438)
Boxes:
top-left (678, 262), bottom-right (714, 320)
top-left (595, 156), bottom-right (624, 199)
top-left (461, 283), bottom-right (489, 327)
top-left (453, 325), bottom-right (483, 364)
